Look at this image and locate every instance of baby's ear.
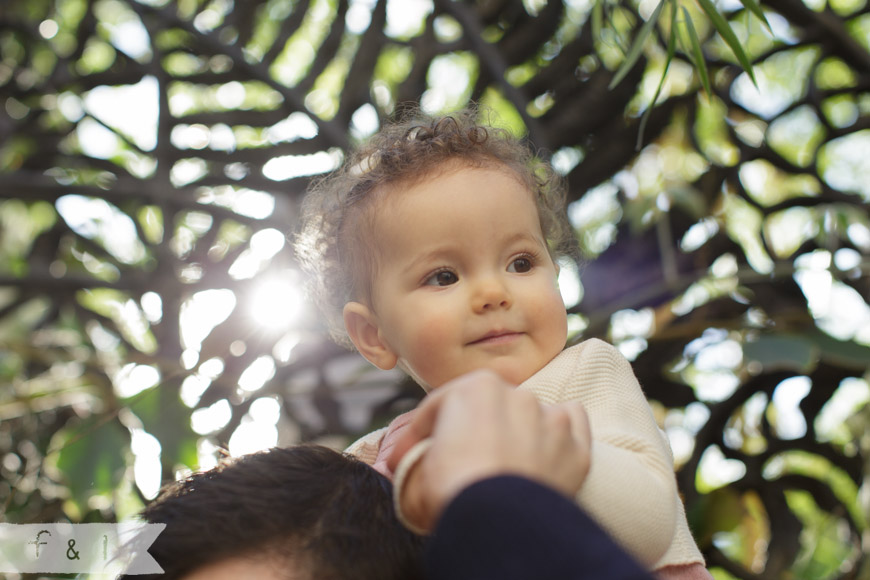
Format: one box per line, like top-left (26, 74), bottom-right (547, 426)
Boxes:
top-left (343, 302), bottom-right (398, 371)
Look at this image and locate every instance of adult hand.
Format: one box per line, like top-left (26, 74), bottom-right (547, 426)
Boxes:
top-left (387, 369), bottom-right (592, 531)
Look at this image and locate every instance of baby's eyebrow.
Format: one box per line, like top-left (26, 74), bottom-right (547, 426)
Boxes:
top-left (403, 246), bottom-right (458, 271)
top-left (499, 231), bottom-right (548, 248)
top-left (395, 229), bottom-right (547, 273)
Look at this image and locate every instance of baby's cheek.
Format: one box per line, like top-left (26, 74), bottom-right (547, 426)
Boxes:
top-left (529, 292), bottom-right (567, 325)
top-left (406, 316), bottom-right (458, 384)
top-left (532, 295), bottom-right (569, 350)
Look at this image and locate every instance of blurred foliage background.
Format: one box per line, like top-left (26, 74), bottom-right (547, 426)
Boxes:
top-left (1, 0), bottom-right (869, 578)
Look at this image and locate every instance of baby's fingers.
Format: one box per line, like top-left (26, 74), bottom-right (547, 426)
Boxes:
top-left (560, 400), bottom-right (592, 451)
top-left (541, 403), bottom-right (592, 495)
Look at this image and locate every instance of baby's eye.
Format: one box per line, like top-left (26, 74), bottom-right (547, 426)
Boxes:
top-left (508, 256), bottom-right (533, 273)
top-left (425, 270), bottom-right (458, 286)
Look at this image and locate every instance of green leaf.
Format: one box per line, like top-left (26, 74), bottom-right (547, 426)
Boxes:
top-left (682, 7), bottom-right (713, 97)
top-left (695, 0), bottom-right (757, 85)
top-left (742, 333), bottom-right (818, 373)
top-left (127, 379), bottom-right (199, 471)
top-left (137, 206), bottom-right (164, 244)
top-left (738, 0), bottom-right (773, 34)
top-left (687, 487), bottom-right (746, 547)
top-left (609, 0), bottom-right (667, 90)
top-left (49, 415), bottom-right (130, 517)
top-left (809, 329), bottom-right (870, 370)
top-left (592, 0), bottom-right (604, 53)
top-left (637, 0), bottom-right (679, 149)
top-left (742, 330), bottom-right (870, 373)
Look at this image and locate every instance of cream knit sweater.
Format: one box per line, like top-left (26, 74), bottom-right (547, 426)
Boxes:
top-left (346, 339), bottom-right (706, 571)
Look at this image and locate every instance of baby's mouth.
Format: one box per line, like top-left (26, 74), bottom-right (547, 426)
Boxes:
top-left (469, 330), bottom-right (522, 345)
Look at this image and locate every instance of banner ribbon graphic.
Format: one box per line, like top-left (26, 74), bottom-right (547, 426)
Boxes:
top-left (0, 523), bottom-right (165, 575)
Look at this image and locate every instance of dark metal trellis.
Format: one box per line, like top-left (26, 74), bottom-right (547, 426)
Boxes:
top-left (1, 1), bottom-right (868, 578)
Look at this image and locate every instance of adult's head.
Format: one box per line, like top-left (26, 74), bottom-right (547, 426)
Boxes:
top-left (131, 445), bottom-right (424, 580)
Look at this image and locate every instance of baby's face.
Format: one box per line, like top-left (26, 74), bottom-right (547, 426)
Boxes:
top-left (364, 163), bottom-right (568, 389)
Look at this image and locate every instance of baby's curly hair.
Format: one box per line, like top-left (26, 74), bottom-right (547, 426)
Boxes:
top-left (295, 106), bottom-right (577, 348)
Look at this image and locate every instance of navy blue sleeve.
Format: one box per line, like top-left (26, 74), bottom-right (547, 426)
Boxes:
top-left (425, 476), bottom-right (655, 580)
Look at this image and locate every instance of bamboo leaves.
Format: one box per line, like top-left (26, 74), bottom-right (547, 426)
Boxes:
top-left (608, 0), bottom-right (764, 96)
top-left (682, 6), bottom-right (713, 96)
top-left (609, 0), bottom-right (667, 90)
top-left (695, 0), bottom-right (758, 84)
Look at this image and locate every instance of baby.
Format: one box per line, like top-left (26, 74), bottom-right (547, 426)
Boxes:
top-left (295, 107), bottom-right (710, 579)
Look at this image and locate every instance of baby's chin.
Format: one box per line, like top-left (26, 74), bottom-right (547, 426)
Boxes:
top-left (491, 368), bottom-right (539, 387)
top-left (421, 366), bottom-right (541, 392)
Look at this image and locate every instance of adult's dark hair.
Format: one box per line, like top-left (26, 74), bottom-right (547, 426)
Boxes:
top-left (129, 445), bottom-right (424, 580)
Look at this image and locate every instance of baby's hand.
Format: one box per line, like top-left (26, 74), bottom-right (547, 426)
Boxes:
top-left (553, 398), bottom-right (592, 461)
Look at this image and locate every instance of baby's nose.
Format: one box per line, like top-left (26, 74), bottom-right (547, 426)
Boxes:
top-left (472, 279), bottom-right (512, 312)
